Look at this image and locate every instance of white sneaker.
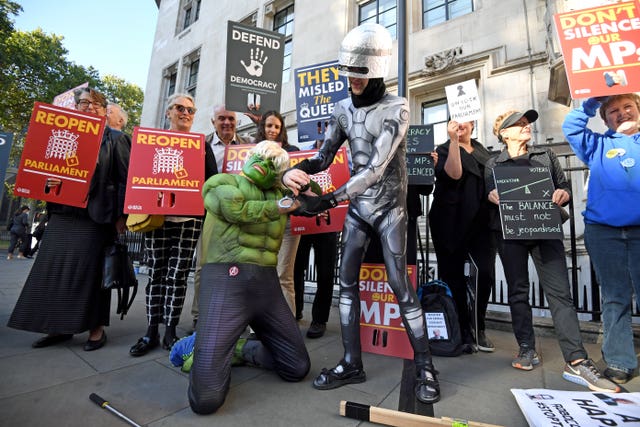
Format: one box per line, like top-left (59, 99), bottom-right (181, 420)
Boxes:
top-left (563, 359), bottom-right (621, 392)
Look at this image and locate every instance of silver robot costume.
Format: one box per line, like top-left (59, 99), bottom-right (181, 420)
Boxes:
top-left (289, 22), bottom-right (439, 404)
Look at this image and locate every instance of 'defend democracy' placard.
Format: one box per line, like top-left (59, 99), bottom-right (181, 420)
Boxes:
top-left (225, 21), bottom-right (284, 117)
top-left (494, 166), bottom-right (564, 240)
top-left (554, 1), bottom-right (640, 98)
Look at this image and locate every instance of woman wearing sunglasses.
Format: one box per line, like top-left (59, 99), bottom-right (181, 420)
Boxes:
top-left (485, 109), bottom-right (619, 393)
top-left (130, 93), bottom-right (210, 357)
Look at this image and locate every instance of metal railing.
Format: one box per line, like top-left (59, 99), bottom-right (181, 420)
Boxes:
top-left (3, 142), bottom-right (636, 321)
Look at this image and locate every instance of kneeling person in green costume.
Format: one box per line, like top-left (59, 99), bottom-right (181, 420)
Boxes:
top-left (188, 141), bottom-right (311, 415)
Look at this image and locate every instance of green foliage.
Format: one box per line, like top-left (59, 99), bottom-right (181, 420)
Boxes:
top-left (0, 2), bottom-right (144, 166)
top-left (98, 75), bottom-right (144, 134)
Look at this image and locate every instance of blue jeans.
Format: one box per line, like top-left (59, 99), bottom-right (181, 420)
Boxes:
top-left (585, 223), bottom-right (640, 374)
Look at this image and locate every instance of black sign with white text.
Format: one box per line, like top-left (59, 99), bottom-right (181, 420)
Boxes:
top-left (406, 125), bottom-right (434, 185)
top-left (493, 166), bottom-right (564, 240)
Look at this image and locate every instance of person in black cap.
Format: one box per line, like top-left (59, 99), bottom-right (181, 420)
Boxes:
top-left (485, 109), bottom-right (619, 393)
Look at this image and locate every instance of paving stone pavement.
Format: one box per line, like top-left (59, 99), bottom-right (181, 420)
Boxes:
top-left (0, 256), bottom-right (638, 426)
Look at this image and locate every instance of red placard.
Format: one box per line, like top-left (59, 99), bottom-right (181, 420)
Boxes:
top-left (288, 148), bottom-right (350, 235)
top-left (14, 102), bottom-right (104, 207)
top-left (554, 1), bottom-right (640, 98)
top-left (124, 127), bottom-right (205, 215)
top-left (360, 263), bottom-right (417, 359)
top-left (222, 144), bottom-right (255, 174)
top-left (223, 145), bottom-right (351, 235)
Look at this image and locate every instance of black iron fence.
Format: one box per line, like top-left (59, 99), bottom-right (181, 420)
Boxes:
top-left (2, 142), bottom-right (636, 320)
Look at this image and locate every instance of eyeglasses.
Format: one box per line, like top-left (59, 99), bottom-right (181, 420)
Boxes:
top-left (172, 104), bottom-right (197, 115)
top-left (77, 100), bottom-right (105, 109)
top-left (506, 120), bottom-right (530, 129)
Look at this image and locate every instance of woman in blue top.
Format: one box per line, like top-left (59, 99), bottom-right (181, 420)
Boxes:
top-left (562, 94), bottom-right (640, 385)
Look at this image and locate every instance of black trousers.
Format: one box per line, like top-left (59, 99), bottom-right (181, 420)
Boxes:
top-left (189, 263), bottom-right (310, 414)
top-left (293, 232), bottom-right (338, 323)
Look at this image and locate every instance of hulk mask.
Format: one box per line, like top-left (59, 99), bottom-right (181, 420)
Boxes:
top-left (242, 153), bottom-right (278, 189)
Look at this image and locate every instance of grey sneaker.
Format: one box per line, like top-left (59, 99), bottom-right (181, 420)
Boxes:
top-left (476, 330), bottom-right (495, 352)
top-left (512, 345), bottom-right (540, 371)
top-left (563, 359), bottom-right (621, 392)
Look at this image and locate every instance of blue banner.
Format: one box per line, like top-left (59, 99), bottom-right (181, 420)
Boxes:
top-left (0, 131), bottom-right (13, 200)
top-left (294, 60), bottom-right (348, 143)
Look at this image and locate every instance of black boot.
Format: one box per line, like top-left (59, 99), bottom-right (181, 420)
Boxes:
top-left (313, 359), bottom-right (366, 390)
top-left (415, 366), bottom-right (440, 404)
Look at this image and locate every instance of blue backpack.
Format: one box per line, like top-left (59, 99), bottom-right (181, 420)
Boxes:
top-left (419, 280), bottom-right (464, 357)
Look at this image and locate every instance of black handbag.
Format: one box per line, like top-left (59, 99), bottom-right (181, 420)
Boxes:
top-left (103, 240), bottom-right (138, 319)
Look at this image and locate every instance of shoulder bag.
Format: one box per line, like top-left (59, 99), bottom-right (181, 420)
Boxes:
top-left (126, 214), bottom-right (164, 233)
top-left (103, 239), bottom-right (138, 319)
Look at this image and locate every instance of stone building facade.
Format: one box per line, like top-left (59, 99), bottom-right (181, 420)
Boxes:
top-left (141, 0), bottom-right (581, 148)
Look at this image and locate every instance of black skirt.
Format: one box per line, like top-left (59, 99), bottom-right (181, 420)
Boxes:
top-left (8, 211), bottom-right (112, 334)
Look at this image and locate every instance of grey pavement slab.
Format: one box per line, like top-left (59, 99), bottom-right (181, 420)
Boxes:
top-left (0, 255), bottom-right (638, 427)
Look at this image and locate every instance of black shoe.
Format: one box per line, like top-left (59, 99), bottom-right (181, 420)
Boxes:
top-left (604, 367), bottom-right (633, 384)
top-left (306, 321), bottom-right (326, 339)
top-left (32, 334), bottom-right (73, 348)
top-left (84, 331), bottom-right (107, 351)
top-left (312, 360), bottom-right (366, 390)
top-left (415, 367), bottom-right (441, 404)
top-left (476, 330), bottom-right (495, 353)
top-left (162, 336), bottom-right (179, 350)
top-left (129, 335), bottom-right (159, 357)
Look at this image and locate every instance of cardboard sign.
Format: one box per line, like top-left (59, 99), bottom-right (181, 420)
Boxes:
top-left (124, 127), bottom-right (205, 215)
top-left (14, 102), bottom-right (104, 207)
top-left (493, 166), bottom-right (564, 240)
top-left (554, 1), bottom-right (640, 98)
top-left (512, 389), bottom-right (640, 427)
top-left (222, 144), bottom-right (256, 174)
top-left (360, 263), bottom-right (417, 359)
top-left (445, 79), bottom-right (482, 122)
top-left (52, 82), bottom-right (88, 110)
top-left (223, 145), bottom-right (350, 235)
top-left (294, 60), bottom-right (348, 142)
top-left (406, 125), bottom-right (435, 185)
top-left (0, 131), bottom-right (14, 201)
top-left (288, 148), bottom-right (350, 235)
top-left (225, 21), bottom-right (284, 116)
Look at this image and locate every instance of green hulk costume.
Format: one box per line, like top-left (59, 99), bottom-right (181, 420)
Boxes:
top-left (188, 141), bottom-right (310, 415)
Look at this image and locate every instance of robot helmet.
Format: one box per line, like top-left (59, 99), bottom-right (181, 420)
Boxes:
top-left (338, 23), bottom-right (392, 79)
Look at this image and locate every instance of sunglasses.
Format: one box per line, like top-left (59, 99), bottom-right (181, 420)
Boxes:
top-left (172, 104), bottom-right (197, 115)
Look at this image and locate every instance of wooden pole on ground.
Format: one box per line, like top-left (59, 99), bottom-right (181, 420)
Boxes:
top-left (340, 401), bottom-right (504, 427)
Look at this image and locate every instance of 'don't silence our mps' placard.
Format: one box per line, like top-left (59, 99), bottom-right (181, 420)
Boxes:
top-left (554, 1), bottom-right (640, 98)
top-left (288, 147), bottom-right (350, 235)
top-left (14, 102), bottom-right (105, 208)
top-left (359, 263), bottom-right (418, 360)
top-left (124, 127), bottom-right (205, 215)
top-left (222, 145), bottom-right (351, 235)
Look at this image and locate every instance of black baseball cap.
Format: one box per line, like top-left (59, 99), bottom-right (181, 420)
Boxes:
top-left (499, 110), bottom-right (538, 131)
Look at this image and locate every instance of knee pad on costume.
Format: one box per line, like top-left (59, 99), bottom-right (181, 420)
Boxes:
top-left (339, 295), bottom-right (353, 326)
top-left (404, 306), bottom-right (426, 339)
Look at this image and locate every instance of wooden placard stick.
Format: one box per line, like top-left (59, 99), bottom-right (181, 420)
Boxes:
top-left (340, 401), bottom-right (504, 427)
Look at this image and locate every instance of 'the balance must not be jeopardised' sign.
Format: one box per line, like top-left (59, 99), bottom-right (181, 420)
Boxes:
top-left (493, 166), bottom-right (564, 240)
